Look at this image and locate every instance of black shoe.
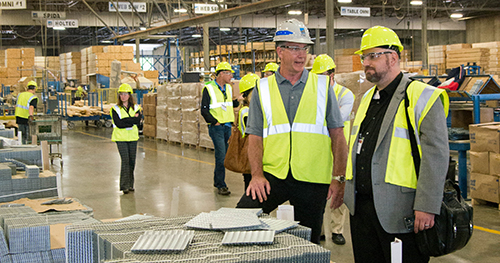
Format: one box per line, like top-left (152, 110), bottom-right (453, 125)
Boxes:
top-left (129, 188), bottom-right (135, 192)
top-left (319, 235), bottom-right (326, 241)
top-left (332, 233), bottom-right (346, 245)
top-left (218, 187), bottom-right (231, 195)
top-left (122, 190), bottom-right (129, 194)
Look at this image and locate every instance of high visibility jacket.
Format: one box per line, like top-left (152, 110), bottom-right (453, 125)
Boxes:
top-left (333, 82), bottom-right (354, 141)
top-left (259, 73), bottom-right (332, 184)
top-left (111, 104), bottom-right (141, 142)
top-left (346, 80), bottom-right (449, 189)
top-left (15, 92), bottom-right (38, 119)
top-left (202, 81), bottom-right (234, 124)
top-left (75, 86), bottom-right (84, 97)
top-left (238, 106), bottom-right (249, 138)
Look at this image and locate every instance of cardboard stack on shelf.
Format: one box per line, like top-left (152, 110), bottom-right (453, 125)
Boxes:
top-left (0, 49), bottom-right (22, 86)
top-left (181, 83), bottom-right (202, 146)
top-left (334, 49), bottom-right (362, 73)
top-left (469, 122), bottom-right (500, 206)
top-left (156, 84), bottom-right (168, 140)
top-left (428, 45), bottom-right (447, 75)
top-left (64, 52), bottom-right (82, 82)
top-left (34, 56), bottom-right (60, 72)
top-left (142, 93), bottom-right (157, 138)
top-left (20, 48), bottom-right (35, 77)
top-left (84, 45), bottom-right (141, 80)
top-left (446, 43), bottom-right (489, 70)
top-left (472, 41), bottom-right (500, 74)
top-left (167, 84), bottom-right (182, 143)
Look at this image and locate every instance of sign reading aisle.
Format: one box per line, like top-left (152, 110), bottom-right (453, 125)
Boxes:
top-left (340, 6), bottom-right (371, 17)
top-left (0, 0), bottom-right (26, 9)
top-left (47, 20), bottom-right (79, 28)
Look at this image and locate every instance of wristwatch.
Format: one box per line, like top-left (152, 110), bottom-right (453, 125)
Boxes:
top-left (333, 175), bottom-right (346, 183)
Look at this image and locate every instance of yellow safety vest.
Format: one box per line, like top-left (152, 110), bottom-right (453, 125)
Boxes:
top-left (15, 92), bottom-right (38, 119)
top-left (75, 86), bottom-right (84, 97)
top-left (111, 104), bottom-right (141, 142)
top-left (202, 81), bottom-right (234, 124)
top-left (346, 80), bottom-right (449, 189)
top-left (238, 106), bottom-right (249, 138)
top-left (259, 72), bottom-right (333, 184)
top-left (333, 82), bottom-right (354, 141)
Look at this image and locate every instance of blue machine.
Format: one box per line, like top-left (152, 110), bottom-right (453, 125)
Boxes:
top-left (463, 63), bottom-right (481, 75)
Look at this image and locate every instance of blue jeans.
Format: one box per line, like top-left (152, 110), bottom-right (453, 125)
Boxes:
top-left (208, 124), bottom-right (231, 189)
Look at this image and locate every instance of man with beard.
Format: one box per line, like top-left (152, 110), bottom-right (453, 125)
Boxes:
top-left (236, 18), bottom-right (348, 244)
top-left (344, 26), bottom-right (449, 262)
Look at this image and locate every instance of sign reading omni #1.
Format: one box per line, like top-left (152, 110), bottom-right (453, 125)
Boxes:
top-left (340, 7), bottom-right (370, 17)
top-left (32, 11), bottom-right (66, 19)
top-left (109, 2), bottom-right (146, 13)
top-left (0, 0), bottom-right (26, 9)
top-left (47, 20), bottom-right (79, 28)
top-left (193, 3), bottom-right (227, 14)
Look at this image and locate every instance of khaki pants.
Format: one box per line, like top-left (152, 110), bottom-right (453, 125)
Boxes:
top-left (322, 202), bottom-right (348, 237)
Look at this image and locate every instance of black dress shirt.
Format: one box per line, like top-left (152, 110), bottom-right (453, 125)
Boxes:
top-left (355, 72), bottom-right (403, 196)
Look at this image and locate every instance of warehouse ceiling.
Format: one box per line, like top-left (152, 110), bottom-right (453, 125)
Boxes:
top-left (1, 0), bottom-right (500, 51)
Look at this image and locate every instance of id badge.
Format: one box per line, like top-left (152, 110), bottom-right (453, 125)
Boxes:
top-left (356, 136), bottom-right (364, 154)
top-left (221, 104), bottom-right (227, 111)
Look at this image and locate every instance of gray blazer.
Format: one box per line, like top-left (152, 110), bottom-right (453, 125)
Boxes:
top-left (344, 74), bottom-right (449, 234)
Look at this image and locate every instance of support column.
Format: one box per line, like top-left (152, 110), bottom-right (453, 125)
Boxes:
top-left (203, 23), bottom-right (210, 71)
top-left (135, 38), bottom-right (140, 62)
top-left (421, 0), bottom-right (428, 70)
top-left (325, 0), bottom-right (335, 58)
top-left (315, 28), bottom-right (321, 54)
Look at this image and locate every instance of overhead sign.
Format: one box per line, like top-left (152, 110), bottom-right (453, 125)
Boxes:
top-left (340, 7), bottom-right (371, 17)
top-left (0, 0), bottom-right (26, 9)
top-left (47, 20), bottom-right (78, 28)
top-left (193, 3), bottom-right (226, 14)
top-left (109, 2), bottom-right (146, 13)
top-left (32, 11), bottom-right (66, 19)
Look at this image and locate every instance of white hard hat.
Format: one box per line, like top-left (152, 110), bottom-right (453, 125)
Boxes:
top-left (274, 19), bottom-right (313, 44)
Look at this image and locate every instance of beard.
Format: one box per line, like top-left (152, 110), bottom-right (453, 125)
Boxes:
top-left (364, 56), bottom-right (391, 83)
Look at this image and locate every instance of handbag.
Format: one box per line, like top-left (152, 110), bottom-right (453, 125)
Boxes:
top-left (224, 126), bottom-right (251, 174)
top-left (404, 83), bottom-right (473, 257)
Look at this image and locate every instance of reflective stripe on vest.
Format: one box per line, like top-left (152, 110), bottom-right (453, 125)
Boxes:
top-left (259, 73), bottom-right (333, 184)
top-left (238, 106), bottom-right (249, 137)
top-left (15, 92), bottom-right (37, 118)
top-left (346, 80), bottom-right (449, 189)
top-left (203, 81), bottom-right (234, 123)
top-left (111, 104), bottom-right (141, 142)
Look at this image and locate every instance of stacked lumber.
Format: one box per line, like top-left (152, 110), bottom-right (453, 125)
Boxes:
top-left (446, 48), bottom-right (489, 70)
top-left (335, 55), bottom-right (363, 73)
top-left (472, 41), bottom-right (500, 73)
top-left (428, 45), bottom-right (446, 75)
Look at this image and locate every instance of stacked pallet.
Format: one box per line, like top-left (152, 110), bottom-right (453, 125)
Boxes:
top-left (156, 84), bottom-right (168, 140)
top-left (333, 49), bottom-right (362, 73)
top-left (167, 84), bottom-right (182, 143)
top-left (20, 48), bottom-right (35, 77)
top-left (0, 49), bottom-right (26, 86)
top-left (181, 83), bottom-right (202, 146)
top-left (81, 45), bottom-right (141, 83)
top-left (143, 93), bottom-right (157, 138)
top-left (59, 52), bottom-right (81, 82)
top-left (446, 47), bottom-right (489, 70)
top-left (428, 45), bottom-right (446, 75)
top-left (472, 41), bottom-right (500, 74)
top-left (34, 56), bottom-right (60, 71)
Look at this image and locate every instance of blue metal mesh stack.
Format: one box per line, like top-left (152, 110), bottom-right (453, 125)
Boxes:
top-left (0, 128), bottom-right (15, 139)
top-left (1, 147), bottom-right (42, 167)
top-left (0, 165), bottom-right (58, 203)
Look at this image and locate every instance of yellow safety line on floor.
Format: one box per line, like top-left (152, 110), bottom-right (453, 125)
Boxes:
top-left (474, 225), bottom-right (500, 235)
top-left (77, 131), bottom-right (214, 166)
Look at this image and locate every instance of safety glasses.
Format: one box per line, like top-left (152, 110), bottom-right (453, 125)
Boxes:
top-left (280, 45), bottom-right (310, 54)
top-left (360, 51), bottom-right (394, 62)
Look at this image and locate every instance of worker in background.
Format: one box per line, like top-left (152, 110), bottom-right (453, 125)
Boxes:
top-left (236, 19), bottom-right (348, 244)
top-left (74, 85), bottom-right (87, 102)
top-left (200, 62), bottom-right (240, 196)
top-left (262, 62), bottom-right (279, 78)
top-left (111, 83), bottom-right (142, 195)
top-left (15, 80), bottom-right (39, 144)
top-left (237, 73), bottom-right (260, 191)
top-left (345, 26), bottom-right (449, 262)
top-left (311, 54), bottom-right (354, 246)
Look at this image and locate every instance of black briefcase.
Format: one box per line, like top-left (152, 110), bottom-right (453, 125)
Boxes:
top-left (415, 180), bottom-right (473, 256)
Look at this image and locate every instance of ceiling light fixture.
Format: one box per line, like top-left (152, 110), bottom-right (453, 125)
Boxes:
top-left (192, 34), bottom-right (202, 38)
top-left (338, 0), bottom-right (352, 3)
top-left (53, 27), bottom-right (66, 30)
top-left (101, 40), bottom-right (113, 43)
top-left (174, 8), bottom-right (187, 13)
top-left (220, 28), bottom-right (230, 31)
top-left (140, 27), bottom-right (147, 31)
top-left (288, 10), bottom-right (302, 15)
top-left (410, 1), bottom-right (423, 5)
top-left (450, 13), bottom-right (463, 18)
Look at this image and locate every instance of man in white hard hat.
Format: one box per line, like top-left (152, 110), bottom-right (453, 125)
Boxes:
top-left (236, 19), bottom-right (348, 244)
top-left (345, 26), bottom-right (449, 262)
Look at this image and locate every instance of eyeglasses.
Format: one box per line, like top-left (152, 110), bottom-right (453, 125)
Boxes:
top-left (119, 92), bottom-right (130, 96)
top-left (280, 45), bottom-right (309, 53)
top-left (360, 51), bottom-right (394, 62)
top-left (221, 71), bottom-right (233, 75)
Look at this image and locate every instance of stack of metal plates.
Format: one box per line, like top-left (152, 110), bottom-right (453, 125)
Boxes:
top-left (131, 230), bottom-right (195, 253)
top-left (222, 230), bottom-right (275, 245)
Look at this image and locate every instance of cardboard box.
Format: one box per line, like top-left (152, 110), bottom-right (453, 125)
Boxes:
top-left (7, 67), bottom-right (20, 78)
top-left (470, 151), bottom-right (489, 174)
top-left (5, 49), bottom-right (21, 59)
top-left (470, 173), bottom-right (499, 203)
top-left (469, 122), bottom-right (500, 153)
top-left (451, 108), bottom-right (494, 129)
top-left (21, 48), bottom-right (35, 58)
top-left (490, 152), bottom-right (500, 175)
top-left (6, 58), bottom-right (22, 67)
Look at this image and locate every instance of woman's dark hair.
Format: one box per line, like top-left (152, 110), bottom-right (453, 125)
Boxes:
top-left (117, 92), bottom-right (135, 108)
top-left (327, 68), bottom-right (335, 75)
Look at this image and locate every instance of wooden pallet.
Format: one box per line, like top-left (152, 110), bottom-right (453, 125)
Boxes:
top-left (471, 198), bottom-right (500, 210)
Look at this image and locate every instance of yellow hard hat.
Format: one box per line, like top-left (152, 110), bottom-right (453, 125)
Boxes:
top-left (310, 54), bottom-right (336, 74)
top-left (215, 62), bottom-right (235, 73)
top-left (262, 62), bottom-right (279, 73)
top-left (118, 83), bottom-right (133, 93)
top-left (27, 80), bottom-right (38, 89)
top-left (239, 73), bottom-right (260, 93)
top-left (355, 26), bottom-right (404, 55)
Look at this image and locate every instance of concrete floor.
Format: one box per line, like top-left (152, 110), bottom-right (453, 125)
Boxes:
top-left (55, 124), bottom-right (500, 263)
